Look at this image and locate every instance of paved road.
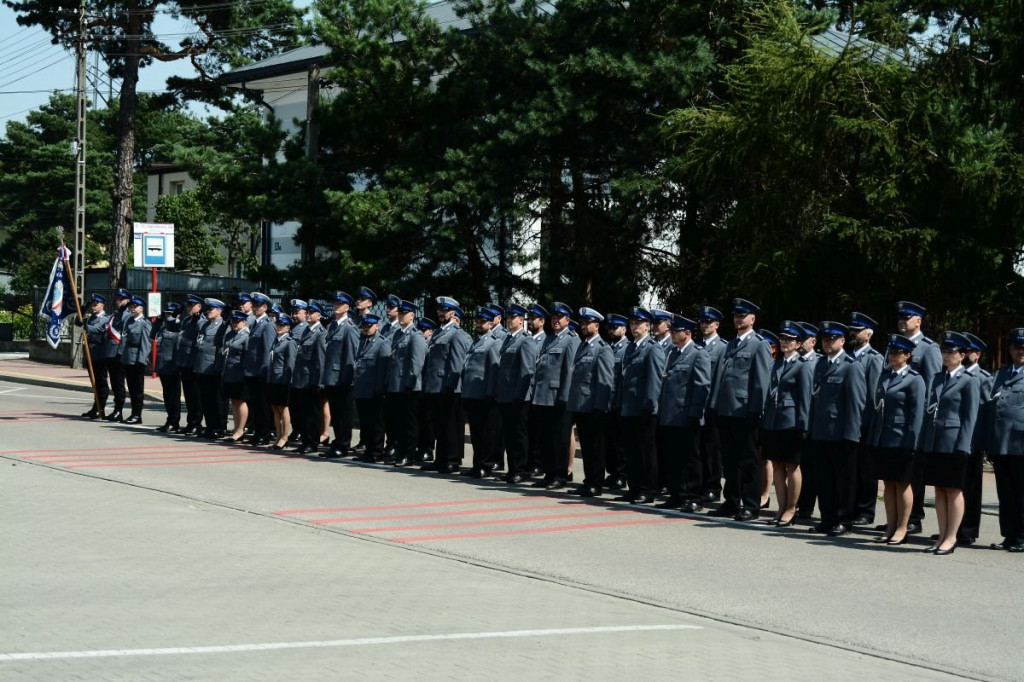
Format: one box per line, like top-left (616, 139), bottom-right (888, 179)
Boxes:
top-left (1, 382), bottom-right (1020, 681)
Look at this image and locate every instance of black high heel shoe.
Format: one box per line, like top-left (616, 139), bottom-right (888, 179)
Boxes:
top-left (873, 535), bottom-right (891, 544)
top-left (922, 545), bottom-right (938, 553)
top-left (886, 535), bottom-right (908, 546)
top-left (933, 543), bottom-right (957, 556)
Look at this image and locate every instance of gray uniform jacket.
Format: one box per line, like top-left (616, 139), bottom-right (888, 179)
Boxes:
top-left (709, 332), bottom-right (773, 419)
top-left (120, 316), bottom-right (151, 367)
top-left (865, 367), bottom-right (925, 450)
top-left (385, 326), bottom-right (427, 393)
top-left (103, 304), bottom-right (131, 359)
top-left (619, 336), bottom-right (667, 417)
top-left (353, 333), bottom-right (390, 399)
top-left (800, 351), bottom-right (823, 368)
top-left (379, 320), bottom-right (399, 339)
top-left (267, 333), bottom-right (296, 385)
top-left (192, 317), bottom-right (227, 375)
top-left (965, 363), bottom-right (994, 452)
top-left (174, 314), bottom-right (205, 370)
top-left (919, 368), bottom-right (980, 454)
top-left (321, 317), bottom-right (359, 387)
top-left (491, 325), bottom-right (509, 341)
top-left (761, 355), bottom-right (814, 432)
top-left (699, 335), bottom-right (727, 377)
top-left (221, 328), bottom-right (250, 385)
top-left (289, 320), bottom-right (308, 341)
top-left (83, 311), bottom-right (112, 361)
top-left (494, 330), bottom-right (537, 404)
top-left (809, 351), bottom-right (866, 443)
top-left (244, 315), bottom-right (277, 378)
top-left (910, 334), bottom-right (943, 393)
top-left (154, 322), bottom-right (180, 375)
top-left (567, 337), bottom-right (615, 414)
top-left (291, 322), bottom-right (326, 390)
top-left (461, 328), bottom-right (502, 400)
top-left (423, 323), bottom-right (471, 394)
top-left (657, 342), bottom-right (712, 427)
top-left (531, 329), bottom-right (580, 407)
top-left (608, 337), bottom-right (630, 412)
top-left (987, 366), bottom-right (1024, 456)
top-left (854, 346), bottom-right (884, 435)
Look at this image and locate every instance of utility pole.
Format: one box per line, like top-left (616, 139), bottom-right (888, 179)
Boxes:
top-left (71, 1), bottom-right (88, 369)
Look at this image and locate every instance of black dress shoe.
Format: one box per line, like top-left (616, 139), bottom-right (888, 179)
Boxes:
top-left (704, 491), bottom-right (721, 503)
top-left (850, 516), bottom-right (873, 525)
top-left (532, 478), bottom-right (554, 488)
top-left (709, 506), bottom-right (738, 518)
top-left (630, 493), bottom-right (653, 504)
top-left (734, 510), bottom-right (758, 522)
top-left (906, 521), bottom-right (923, 534)
top-left (82, 408), bottom-right (101, 419)
top-left (156, 423), bottom-right (171, 433)
top-left (1007, 544), bottom-right (1024, 553)
top-left (350, 444), bottom-right (367, 455)
top-left (416, 451), bottom-right (434, 463)
top-left (181, 425), bottom-right (198, 435)
top-left (577, 486), bottom-right (602, 497)
top-left (827, 524), bottom-right (850, 537)
top-left (123, 415), bottom-right (142, 425)
top-left (807, 523), bottom-right (830, 533)
top-left (528, 466), bottom-right (545, 477)
top-left (356, 454), bottom-right (379, 463)
top-left (106, 411), bottom-right (124, 423)
top-left (296, 444), bottom-right (317, 455)
top-left (392, 457), bottom-right (412, 467)
top-left (460, 467), bottom-right (483, 478)
top-left (604, 476), bottom-right (627, 490)
top-left (545, 478), bottom-right (569, 490)
top-left (504, 473), bottom-right (527, 485)
top-left (657, 497), bottom-right (683, 509)
top-left (680, 500), bottom-right (703, 513)
top-left (166, 423), bottom-right (180, 433)
top-left (659, 486), bottom-right (671, 496)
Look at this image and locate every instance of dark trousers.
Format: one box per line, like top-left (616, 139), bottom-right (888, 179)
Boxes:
top-left (90, 353), bottom-right (111, 410)
top-left (533, 403), bottom-right (573, 480)
top-left (992, 455), bottom-right (1024, 544)
top-left (198, 372), bottom-right (224, 431)
top-left (326, 384), bottom-right (355, 451)
top-left (699, 418), bottom-right (723, 495)
top-left (621, 412), bottom-right (658, 493)
top-left (575, 411), bottom-right (607, 488)
top-left (292, 388), bottom-right (319, 446)
top-left (431, 391), bottom-right (465, 467)
top-left (797, 439), bottom-right (818, 516)
top-left (124, 363), bottom-right (145, 416)
top-left (603, 410), bottom-right (627, 481)
top-left (417, 392), bottom-right (436, 456)
top-left (659, 422), bottom-right (702, 500)
top-left (527, 403), bottom-right (543, 472)
top-left (356, 396), bottom-right (385, 455)
top-left (718, 416), bottom-right (760, 511)
top-left (959, 450), bottom-right (986, 542)
top-left (489, 407), bottom-right (505, 470)
top-left (107, 357), bottom-right (127, 411)
top-left (465, 397), bottom-right (498, 471)
top-left (386, 391), bottom-right (419, 458)
top-left (158, 372), bottom-right (181, 426)
top-left (180, 368), bottom-right (203, 428)
top-left (245, 376), bottom-right (272, 437)
top-left (500, 401), bottom-right (530, 476)
top-left (910, 460), bottom-right (927, 524)
top-left (853, 442), bottom-right (878, 522)
top-left (815, 439), bottom-right (857, 527)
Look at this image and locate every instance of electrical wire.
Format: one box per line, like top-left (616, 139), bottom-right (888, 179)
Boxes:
top-left (0, 45), bottom-right (66, 82)
top-left (0, 53), bottom-right (73, 91)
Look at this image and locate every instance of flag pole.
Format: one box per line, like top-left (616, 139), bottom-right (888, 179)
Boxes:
top-left (62, 242), bottom-right (102, 416)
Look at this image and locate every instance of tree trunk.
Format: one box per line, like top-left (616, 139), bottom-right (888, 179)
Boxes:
top-left (107, 7), bottom-right (143, 289)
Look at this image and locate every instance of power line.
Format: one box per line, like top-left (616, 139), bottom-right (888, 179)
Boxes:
top-left (0, 28), bottom-right (50, 54)
top-left (0, 44), bottom-right (64, 81)
top-left (0, 53), bottom-right (73, 91)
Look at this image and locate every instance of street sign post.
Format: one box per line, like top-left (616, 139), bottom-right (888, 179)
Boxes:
top-left (133, 222), bottom-right (175, 375)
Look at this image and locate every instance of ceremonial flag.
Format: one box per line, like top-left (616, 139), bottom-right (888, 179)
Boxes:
top-left (39, 244), bottom-right (75, 349)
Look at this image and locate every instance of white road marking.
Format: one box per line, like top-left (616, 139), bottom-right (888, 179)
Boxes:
top-left (0, 625), bottom-right (702, 661)
top-left (0, 387), bottom-right (26, 395)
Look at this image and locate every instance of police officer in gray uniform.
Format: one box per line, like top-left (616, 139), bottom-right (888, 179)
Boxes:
top-left (603, 313), bottom-right (630, 490)
top-left (174, 294), bottom-right (206, 434)
top-left (708, 298), bottom-right (772, 520)
top-left (808, 321), bottom-right (867, 536)
top-left (286, 299), bottom-right (310, 444)
top-left (291, 301), bottom-right (327, 454)
top-left (321, 292), bottom-right (359, 457)
top-left (617, 306), bottom-right (667, 503)
top-left (494, 304), bottom-right (538, 484)
top-left (960, 331), bottom-right (993, 545)
top-left (120, 297), bottom-right (152, 424)
top-left (567, 307), bottom-right (615, 497)
top-left (244, 292), bottom-right (277, 445)
top-left (384, 299), bottom-right (427, 466)
top-left (192, 298), bottom-right (228, 438)
top-left (487, 304), bottom-right (509, 341)
top-left (848, 312), bottom-right (885, 525)
top-left (422, 297), bottom-right (471, 474)
top-left (987, 328), bottom-right (1024, 552)
top-left (221, 311), bottom-right (251, 441)
top-left (894, 301), bottom-right (942, 533)
top-left (697, 306), bottom-right (727, 502)
top-left (525, 304), bottom-right (550, 476)
top-left (104, 288), bottom-right (133, 422)
top-left (154, 302), bottom-right (182, 432)
top-left (353, 313), bottom-right (390, 462)
top-left (78, 294), bottom-right (111, 419)
top-left (656, 314), bottom-right (712, 511)
top-left (796, 321), bottom-right (823, 518)
top-left (531, 301), bottom-right (581, 489)
top-left (379, 294), bottom-right (401, 339)
top-left (461, 307), bottom-right (503, 477)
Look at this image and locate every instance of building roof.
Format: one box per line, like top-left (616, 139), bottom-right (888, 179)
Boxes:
top-left (808, 27), bottom-right (904, 63)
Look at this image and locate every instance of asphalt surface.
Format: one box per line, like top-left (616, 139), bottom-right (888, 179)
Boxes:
top-left (2, 381), bottom-right (1021, 681)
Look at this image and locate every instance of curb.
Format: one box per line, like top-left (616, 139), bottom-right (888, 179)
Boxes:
top-left (0, 371), bottom-right (164, 402)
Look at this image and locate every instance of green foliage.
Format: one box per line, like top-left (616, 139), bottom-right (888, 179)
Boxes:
top-left (153, 191), bottom-right (223, 274)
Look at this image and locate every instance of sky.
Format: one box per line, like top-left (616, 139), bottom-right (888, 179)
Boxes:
top-left (0, 4), bottom-right (229, 129)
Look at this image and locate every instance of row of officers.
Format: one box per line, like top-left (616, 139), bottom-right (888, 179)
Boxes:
top-left (78, 289), bottom-right (1024, 555)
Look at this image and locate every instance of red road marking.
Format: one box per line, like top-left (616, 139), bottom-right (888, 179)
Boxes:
top-left (275, 496), bottom-right (554, 516)
top-left (4, 444), bottom-right (221, 455)
top-left (310, 501), bottom-right (597, 525)
top-left (351, 509), bottom-right (639, 533)
top-left (65, 457), bottom-right (294, 469)
top-left (391, 517), bottom-right (686, 543)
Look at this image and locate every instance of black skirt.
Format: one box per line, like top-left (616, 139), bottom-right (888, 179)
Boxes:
top-left (762, 429), bottom-right (802, 464)
top-left (873, 446), bottom-right (916, 483)
top-left (267, 383), bottom-right (291, 407)
top-left (223, 380), bottom-right (248, 401)
top-left (923, 451), bottom-right (968, 489)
